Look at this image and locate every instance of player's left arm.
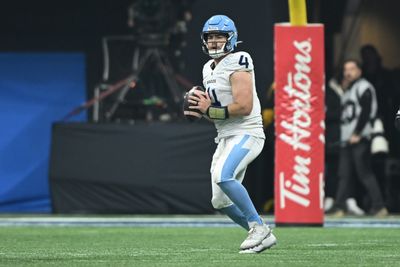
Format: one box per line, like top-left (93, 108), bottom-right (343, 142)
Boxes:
top-left (227, 71), bottom-right (253, 116)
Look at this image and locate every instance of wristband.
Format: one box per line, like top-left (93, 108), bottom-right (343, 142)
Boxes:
top-left (206, 106), bottom-right (229, 120)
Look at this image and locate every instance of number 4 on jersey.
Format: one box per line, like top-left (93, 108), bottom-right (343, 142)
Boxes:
top-left (239, 55), bottom-right (249, 69)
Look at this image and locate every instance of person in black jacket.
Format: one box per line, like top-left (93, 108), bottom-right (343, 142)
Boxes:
top-left (327, 59), bottom-right (388, 217)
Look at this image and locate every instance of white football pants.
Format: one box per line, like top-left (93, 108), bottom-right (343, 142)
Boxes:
top-left (210, 134), bottom-right (264, 209)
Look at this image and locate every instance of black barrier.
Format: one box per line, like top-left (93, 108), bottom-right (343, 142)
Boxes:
top-left (49, 122), bottom-right (216, 214)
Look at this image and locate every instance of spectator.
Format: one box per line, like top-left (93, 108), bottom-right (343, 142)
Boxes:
top-left (327, 59), bottom-right (388, 217)
top-left (324, 75), bottom-right (364, 216)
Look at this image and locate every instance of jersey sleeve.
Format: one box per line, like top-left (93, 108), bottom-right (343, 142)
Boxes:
top-left (356, 79), bottom-right (373, 100)
top-left (224, 51), bottom-right (254, 76)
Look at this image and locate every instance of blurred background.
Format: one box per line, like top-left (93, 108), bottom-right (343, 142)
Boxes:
top-left (0, 0), bottom-right (399, 215)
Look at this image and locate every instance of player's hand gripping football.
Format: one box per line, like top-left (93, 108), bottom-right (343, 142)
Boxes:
top-left (188, 90), bottom-right (211, 114)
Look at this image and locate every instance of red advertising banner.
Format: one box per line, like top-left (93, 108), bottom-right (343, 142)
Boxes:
top-left (274, 24), bottom-right (325, 225)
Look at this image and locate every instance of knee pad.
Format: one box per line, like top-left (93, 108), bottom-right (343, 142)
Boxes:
top-left (211, 170), bottom-right (234, 184)
top-left (211, 169), bottom-right (223, 184)
top-left (211, 195), bottom-right (232, 210)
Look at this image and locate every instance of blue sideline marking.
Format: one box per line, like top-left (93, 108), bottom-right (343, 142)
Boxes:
top-left (0, 217), bottom-right (399, 228)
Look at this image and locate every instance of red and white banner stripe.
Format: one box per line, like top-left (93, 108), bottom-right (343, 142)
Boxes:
top-left (274, 24), bottom-right (325, 225)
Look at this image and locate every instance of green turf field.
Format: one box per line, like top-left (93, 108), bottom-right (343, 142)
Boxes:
top-left (1, 227), bottom-right (400, 267)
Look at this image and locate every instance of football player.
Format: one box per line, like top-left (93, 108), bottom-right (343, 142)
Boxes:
top-left (187, 15), bottom-right (277, 253)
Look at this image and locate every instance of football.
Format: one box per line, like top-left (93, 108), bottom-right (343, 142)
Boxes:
top-left (183, 86), bottom-right (206, 122)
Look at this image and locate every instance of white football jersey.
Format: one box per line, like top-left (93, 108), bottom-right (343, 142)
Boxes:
top-left (202, 51), bottom-right (265, 142)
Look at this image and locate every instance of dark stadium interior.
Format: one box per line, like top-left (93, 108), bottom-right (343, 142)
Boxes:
top-left (1, 0), bottom-right (400, 214)
top-left (0, 0), bottom-right (346, 104)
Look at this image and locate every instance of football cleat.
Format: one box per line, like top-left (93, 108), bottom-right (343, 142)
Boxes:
top-left (240, 223), bottom-right (271, 250)
top-left (239, 232), bottom-right (277, 254)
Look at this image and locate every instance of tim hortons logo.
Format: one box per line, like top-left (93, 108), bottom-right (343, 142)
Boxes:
top-left (279, 39), bottom-right (312, 208)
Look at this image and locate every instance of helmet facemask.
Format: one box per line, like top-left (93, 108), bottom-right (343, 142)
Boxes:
top-left (201, 31), bottom-right (235, 59)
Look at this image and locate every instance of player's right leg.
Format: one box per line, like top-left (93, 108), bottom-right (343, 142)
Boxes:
top-left (211, 139), bottom-right (250, 230)
top-left (211, 183), bottom-right (249, 230)
top-left (211, 135), bottom-right (276, 251)
top-left (217, 180), bottom-right (271, 250)
top-left (212, 184), bottom-right (276, 252)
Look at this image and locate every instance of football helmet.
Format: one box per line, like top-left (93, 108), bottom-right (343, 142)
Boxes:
top-left (201, 15), bottom-right (238, 58)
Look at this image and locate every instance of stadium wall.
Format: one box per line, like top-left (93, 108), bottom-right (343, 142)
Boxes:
top-left (0, 53), bottom-right (86, 212)
top-left (49, 122), bottom-right (216, 214)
